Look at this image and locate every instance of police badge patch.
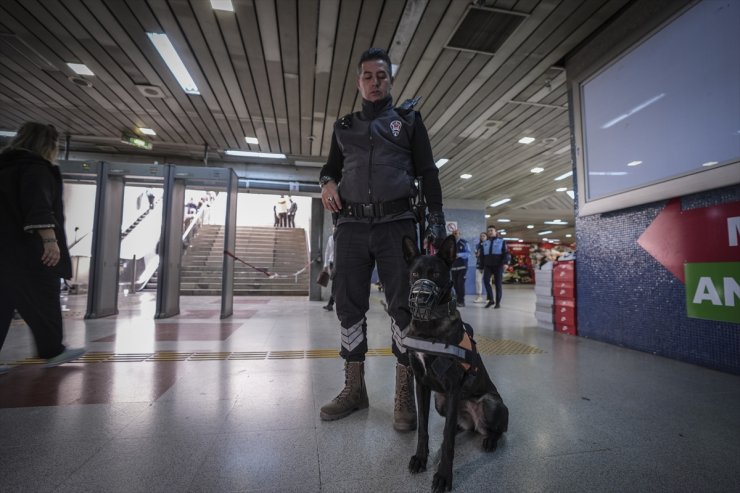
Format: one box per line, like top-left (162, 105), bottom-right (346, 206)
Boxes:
top-left (390, 120), bottom-right (402, 137)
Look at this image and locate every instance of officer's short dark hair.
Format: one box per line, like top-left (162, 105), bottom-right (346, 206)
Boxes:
top-left (357, 48), bottom-right (392, 75)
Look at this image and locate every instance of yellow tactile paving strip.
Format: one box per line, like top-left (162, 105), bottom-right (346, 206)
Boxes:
top-left (1, 337), bottom-right (543, 365)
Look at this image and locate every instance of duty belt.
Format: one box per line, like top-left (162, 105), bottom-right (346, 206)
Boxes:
top-left (339, 197), bottom-right (413, 218)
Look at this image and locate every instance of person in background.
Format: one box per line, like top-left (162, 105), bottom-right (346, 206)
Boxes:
top-left (276, 195), bottom-right (288, 227)
top-left (317, 47), bottom-right (446, 430)
top-left (474, 231), bottom-right (487, 303)
top-left (288, 196), bottom-right (298, 228)
top-left (482, 225), bottom-right (509, 309)
top-left (322, 227), bottom-right (336, 311)
top-left (0, 122), bottom-right (86, 375)
top-left (450, 228), bottom-right (470, 307)
top-left (146, 189), bottom-right (155, 209)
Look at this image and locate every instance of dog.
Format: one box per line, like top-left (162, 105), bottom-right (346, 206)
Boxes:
top-left (402, 234), bottom-right (508, 492)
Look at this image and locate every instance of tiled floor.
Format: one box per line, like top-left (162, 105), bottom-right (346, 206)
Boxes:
top-left (1, 286), bottom-right (739, 492)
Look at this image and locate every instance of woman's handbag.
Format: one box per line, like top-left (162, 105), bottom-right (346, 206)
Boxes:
top-left (316, 268), bottom-right (330, 287)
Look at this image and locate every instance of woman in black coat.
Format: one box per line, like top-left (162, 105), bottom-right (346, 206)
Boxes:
top-left (0, 122), bottom-right (85, 374)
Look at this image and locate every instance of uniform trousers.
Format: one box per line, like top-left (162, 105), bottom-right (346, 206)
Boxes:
top-left (483, 263), bottom-right (505, 305)
top-left (333, 219), bottom-right (416, 365)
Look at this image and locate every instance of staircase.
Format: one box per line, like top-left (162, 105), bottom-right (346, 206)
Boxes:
top-left (179, 225), bottom-right (310, 296)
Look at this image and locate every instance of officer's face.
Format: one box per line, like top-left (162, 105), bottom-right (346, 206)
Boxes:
top-left (357, 59), bottom-right (392, 102)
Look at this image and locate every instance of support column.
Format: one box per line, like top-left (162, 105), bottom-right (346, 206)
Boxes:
top-left (220, 169), bottom-right (238, 319)
top-left (155, 165), bottom-right (186, 319)
top-left (85, 162), bottom-right (124, 319)
top-left (309, 198), bottom-right (325, 301)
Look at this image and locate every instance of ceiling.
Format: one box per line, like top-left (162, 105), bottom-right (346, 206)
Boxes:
top-left (0, 0), bottom-right (636, 243)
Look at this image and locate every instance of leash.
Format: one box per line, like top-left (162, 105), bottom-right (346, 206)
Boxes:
top-left (223, 250), bottom-right (311, 281)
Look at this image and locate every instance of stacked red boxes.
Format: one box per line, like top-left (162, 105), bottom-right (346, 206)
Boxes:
top-left (553, 260), bottom-right (576, 335)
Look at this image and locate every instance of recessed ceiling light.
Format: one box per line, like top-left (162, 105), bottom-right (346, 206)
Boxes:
top-left (538, 230), bottom-right (553, 235)
top-left (391, 64), bottom-right (399, 77)
top-left (556, 187), bottom-right (567, 192)
top-left (484, 214), bottom-right (491, 218)
top-left (490, 198), bottom-right (511, 207)
top-left (147, 33), bottom-right (200, 95)
top-left (566, 234), bottom-right (572, 238)
top-left (554, 171), bottom-right (573, 181)
top-left (627, 160), bottom-right (642, 167)
top-left (701, 161), bottom-right (718, 167)
top-left (245, 136), bottom-right (259, 145)
top-left (530, 167), bottom-right (544, 173)
top-left (497, 219), bottom-right (511, 222)
top-left (225, 150), bottom-right (286, 159)
top-left (67, 63), bottom-right (94, 76)
top-left (435, 158), bottom-right (449, 168)
top-left (527, 225), bottom-right (534, 229)
top-left (544, 220), bottom-right (568, 225)
top-left (518, 137), bottom-right (535, 144)
top-left (138, 127), bottom-right (156, 136)
top-left (210, 0), bottom-right (234, 11)
top-left (460, 173), bottom-right (472, 179)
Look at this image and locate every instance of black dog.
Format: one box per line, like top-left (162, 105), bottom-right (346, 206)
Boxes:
top-left (402, 235), bottom-right (508, 492)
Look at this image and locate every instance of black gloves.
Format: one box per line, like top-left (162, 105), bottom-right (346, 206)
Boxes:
top-left (425, 211), bottom-right (446, 249)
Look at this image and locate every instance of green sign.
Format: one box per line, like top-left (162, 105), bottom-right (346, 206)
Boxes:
top-left (685, 262), bottom-right (740, 323)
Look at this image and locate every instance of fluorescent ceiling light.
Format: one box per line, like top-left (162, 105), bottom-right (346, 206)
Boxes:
top-left (527, 225), bottom-right (534, 229)
top-left (566, 190), bottom-right (575, 199)
top-left (497, 219), bottom-right (511, 222)
top-left (566, 234), bottom-right (572, 238)
top-left (245, 136), bottom-right (259, 145)
top-left (489, 198), bottom-right (511, 207)
top-left (138, 127), bottom-right (156, 136)
top-left (147, 33), bottom-right (200, 95)
top-left (0, 130), bottom-right (17, 137)
top-left (67, 63), bottom-right (94, 76)
top-left (210, 0), bottom-right (234, 11)
top-left (589, 171), bottom-right (628, 176)
top-left (225, 150), bottom-right (286, 159)
top-left (556, 187), bottom-right (567, 192)
top-left (518, 137), bottom-right (535, 144)
top-left (460, 173), bottom-right (472, 179)
top-left (391, 64), bottom-right (399, 77)
top-left (544, 220), bottom-right (568, 225)
top-left (627, 160), bottom-right (642, 167)
top-left (530, 167), bottom-right (544, 173)
top-left (499, 230), bottom-right (507, 235)
top-left (701, 161), bottom-right (718, 167)
top-left (503, 237), bottom-right (519, 241)
top-left (484, 214), bottom-right (491, 218)
top-left (435, 158), bottom-right (449, 168)
top-left (554, 171), bottom-right (573, 181)
top-left (538, 230), bottom-right (553, 235)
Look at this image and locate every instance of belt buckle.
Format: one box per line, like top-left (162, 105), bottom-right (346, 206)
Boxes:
top-left (360, 203), bottom-right (374, 217)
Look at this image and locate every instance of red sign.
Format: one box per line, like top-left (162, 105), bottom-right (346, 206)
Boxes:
top-left (637, 198), bottom-right (740, 283)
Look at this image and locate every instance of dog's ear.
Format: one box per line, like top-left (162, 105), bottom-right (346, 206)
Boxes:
top-left (436, 234), bottom-right (458, 266)
top-left (402, 236), bottom-right (420, 264)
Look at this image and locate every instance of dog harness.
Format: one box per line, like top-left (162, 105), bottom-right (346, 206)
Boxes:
top-left (402, 322), bottom-right (480, 373)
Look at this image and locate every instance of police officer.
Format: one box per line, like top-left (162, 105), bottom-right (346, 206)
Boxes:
top-left (318, 48), bottom-right (446, 430)
top-left (482, 225), bottom-right (509, 308)
top-left (450, 228), bottom-right (470, 306)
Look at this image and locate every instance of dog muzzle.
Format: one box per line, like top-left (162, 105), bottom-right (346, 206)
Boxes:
top-left (409, 279), bottom-right (454, 321)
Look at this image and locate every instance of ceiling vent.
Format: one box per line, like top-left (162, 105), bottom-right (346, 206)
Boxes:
top-left (68, 75), bottom-right (93, 88)
top-left (446, 6), bottom-right (528, 55)
top-left (136, 84), bottom-right (166, 98)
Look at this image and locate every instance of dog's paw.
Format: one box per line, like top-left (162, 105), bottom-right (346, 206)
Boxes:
top-left (408, 455), bottom-right (427, 474)
top-left (432, 472), bottom-right (453, 492)
top-left (482, 435), bottom-right (499, 452)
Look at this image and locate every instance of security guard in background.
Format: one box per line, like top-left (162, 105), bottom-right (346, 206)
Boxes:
top-left (318, 47), bottom-right (446, 430)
